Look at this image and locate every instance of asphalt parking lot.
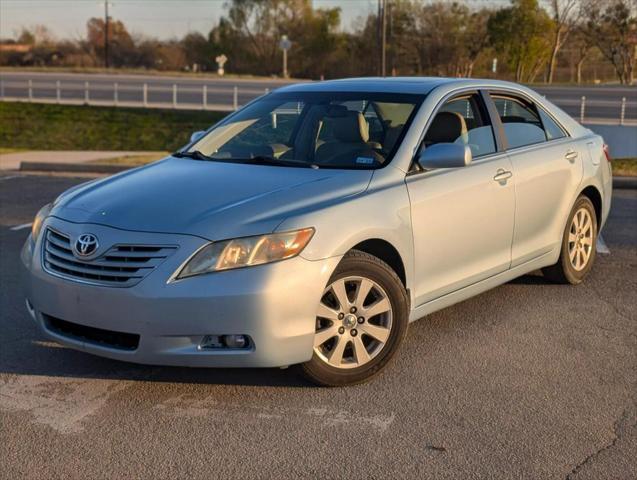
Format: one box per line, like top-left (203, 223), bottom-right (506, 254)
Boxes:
top-left (0, 173), bottom-right (635, 479)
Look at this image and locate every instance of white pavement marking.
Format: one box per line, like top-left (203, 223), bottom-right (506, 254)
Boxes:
top-left (597, 234), bottom-right (611, 255)
top-left (153, 394), bottom-right (396, 433)
top-left (10, 222), bottom-right (32, 231)
top-left (0, 375), bottom-right (131, 434)
top-left (0, 175), bottom-right (21, 181)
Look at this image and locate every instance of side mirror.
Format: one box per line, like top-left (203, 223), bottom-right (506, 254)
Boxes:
top-left (417, 143), bottom-right (472, 169)
top-left (190, 131), bottom-right (206, 143)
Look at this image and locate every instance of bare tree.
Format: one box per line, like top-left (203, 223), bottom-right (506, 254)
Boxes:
top-left (585, 0), bottom-right (637, 84)
top-left (568, 23), bottom-right (596, 83)
top-left (546, 0), bottom-right (581, 83)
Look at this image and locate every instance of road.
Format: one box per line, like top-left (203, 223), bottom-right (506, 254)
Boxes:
top-left (1, 71), bottom-right (636, 122)
top-left (0, 173), bottom-right (635, 478)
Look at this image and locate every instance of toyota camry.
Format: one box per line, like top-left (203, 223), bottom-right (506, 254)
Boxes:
top-left (22, 78), bottom-right (612, 386)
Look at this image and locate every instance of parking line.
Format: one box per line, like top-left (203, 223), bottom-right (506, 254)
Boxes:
top-left (597, 234), bottom-right (611, 255)
top-left (10, 223), bottom-right (32, 231)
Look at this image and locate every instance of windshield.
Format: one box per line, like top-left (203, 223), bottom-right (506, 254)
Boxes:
top-left (187, 91), bottom-right (423, 169)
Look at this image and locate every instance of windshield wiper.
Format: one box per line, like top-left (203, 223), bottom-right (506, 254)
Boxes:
top-left (173, 150), bottom-right (213, 161)
top-left (243, 155), bottom-right (319, 169)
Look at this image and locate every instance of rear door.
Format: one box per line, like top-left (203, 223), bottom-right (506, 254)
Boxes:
top-left (406, 91), bottom-right (515, 306)
top-left (487, 92), bottom-right (584, 266)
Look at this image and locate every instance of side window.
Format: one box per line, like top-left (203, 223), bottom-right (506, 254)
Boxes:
top-left (538, 107), bottom-right (567, 140)
top-left (422, 93), bottom-right (497, 158)
top-left (492, 95), bottom-right (547, 149)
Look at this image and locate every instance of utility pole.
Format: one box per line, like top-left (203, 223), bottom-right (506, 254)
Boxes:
top-left (103, 1), bottom-right (110, 68)
top-left (378, 0), bottom-right (387, 76)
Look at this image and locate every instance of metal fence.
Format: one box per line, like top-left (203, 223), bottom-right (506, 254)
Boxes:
top-left (0, 78), bottom-right (635, 125)
top-left (0, 78), bottom-right (272, 112)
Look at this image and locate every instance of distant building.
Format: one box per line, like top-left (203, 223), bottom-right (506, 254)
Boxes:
top-left (0, 43), bottom-right (32, 53)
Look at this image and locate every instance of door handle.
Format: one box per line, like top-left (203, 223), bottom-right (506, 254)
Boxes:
top-left (565, 150), bottom-right (578, 162)
top-left (493, 169), bottom-right (513, 182)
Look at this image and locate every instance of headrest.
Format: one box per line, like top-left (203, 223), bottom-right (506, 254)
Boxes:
top-left (425, 111), bottom-right (467, 144)
top-left (323, 110), bottom-right (369, 143)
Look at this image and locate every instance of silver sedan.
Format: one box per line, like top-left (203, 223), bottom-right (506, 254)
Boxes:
top-left (22, 77), bottom-right (612, 386)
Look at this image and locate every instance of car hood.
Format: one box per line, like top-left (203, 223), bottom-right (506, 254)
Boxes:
top-left (52, 157), bottom-right (373, 240)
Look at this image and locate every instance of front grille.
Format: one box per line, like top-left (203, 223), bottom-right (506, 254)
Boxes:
top-left (43, 228), bottom-right (177, 287)
top-left (44, 314), bottom-right (140, 351)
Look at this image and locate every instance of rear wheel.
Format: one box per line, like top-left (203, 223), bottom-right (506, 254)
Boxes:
top-left (301, 250), bottom-right (409, 386)
top-left (542, 195), bottom-right (597, 285)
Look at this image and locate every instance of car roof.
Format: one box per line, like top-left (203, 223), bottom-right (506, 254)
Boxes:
top-left (275, 76), bottom-right (589, 140)
top-left (276, 77), bottom-right (522, 95)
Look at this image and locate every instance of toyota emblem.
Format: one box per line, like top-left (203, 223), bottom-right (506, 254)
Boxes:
top-left (74, 233), bottom-right (99, 257)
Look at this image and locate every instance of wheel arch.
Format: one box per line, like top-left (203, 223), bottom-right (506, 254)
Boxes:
top-left (580, 185), bottom-right (603, 230)
top-left (349, 238), bottom-right (407, 287)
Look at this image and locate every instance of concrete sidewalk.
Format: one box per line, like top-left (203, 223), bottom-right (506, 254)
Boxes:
top-left (0, 151), bottom-right (165, 171)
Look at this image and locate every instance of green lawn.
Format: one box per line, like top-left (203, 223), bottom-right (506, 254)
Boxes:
top-left (613, 158), bottom-right (637, 177)
top-left (0, 102), bottom-right (226, 152)
top-left (0, 147), bottom-right (28, 154)
top-left (86, 152), bottom-right (170, 166)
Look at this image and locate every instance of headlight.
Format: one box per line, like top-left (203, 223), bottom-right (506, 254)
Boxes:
top-left (175, 228), bottom-right (314, 279)
top-left (31, 203), bottom-right (53, 241)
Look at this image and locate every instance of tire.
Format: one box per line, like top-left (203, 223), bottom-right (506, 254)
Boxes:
top-left (300, 250), bottom-right (409, 387)
top-left (542, 195), bottom-right (597, 285)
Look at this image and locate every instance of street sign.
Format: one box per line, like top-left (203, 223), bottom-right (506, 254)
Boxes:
top-left (279, 35), bottom-right (291, 51)
top-left (216, 54), bottom-right (228, 76)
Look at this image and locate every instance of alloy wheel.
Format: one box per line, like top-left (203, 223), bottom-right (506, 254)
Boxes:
top-left (313, 276), bottom-right (393, 369)
top-left (568, 207), bottom-right (594, 271)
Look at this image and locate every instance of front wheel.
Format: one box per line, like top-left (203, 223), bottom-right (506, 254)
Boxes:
top-left (301, 250), bottom-right (409, 387)
top-left (542, 195), bottom-right (598, 285)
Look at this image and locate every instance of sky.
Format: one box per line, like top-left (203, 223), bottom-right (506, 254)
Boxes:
top-left (0, 0), bottom-right (511, 41)
top-left (0, 0), bottom-right (382, 41)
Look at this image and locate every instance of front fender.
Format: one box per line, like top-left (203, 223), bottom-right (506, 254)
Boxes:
top-left (276, 169), bottom-right (415, 296)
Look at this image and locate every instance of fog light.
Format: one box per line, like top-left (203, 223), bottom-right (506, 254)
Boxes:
top-left (223, 334), bottom-right (248, 349)
top-left (198, 335), bottom-right (223, 350)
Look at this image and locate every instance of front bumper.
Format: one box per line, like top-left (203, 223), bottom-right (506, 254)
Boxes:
top-left (22, 217), bottom-right (339, 368)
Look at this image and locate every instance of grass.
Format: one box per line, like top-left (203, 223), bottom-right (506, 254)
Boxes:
top-left (87, 152), bottom-right (170, 166)
top-left (613, 158), bottom-right (637, 177)
top-left (0, 147), bottom-right (28, 154)
top-left (0, 102), bottom-right (226, 152)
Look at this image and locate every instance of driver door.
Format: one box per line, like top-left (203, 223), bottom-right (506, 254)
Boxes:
top-left (406, 92), bottom-right (515, 306)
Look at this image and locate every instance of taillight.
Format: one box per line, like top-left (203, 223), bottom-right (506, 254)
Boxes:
top-left (603, 143), bottom-right (611, 163)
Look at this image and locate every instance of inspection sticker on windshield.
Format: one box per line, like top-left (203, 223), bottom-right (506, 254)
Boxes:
top-left (356, 157), bottom-right (375, 165)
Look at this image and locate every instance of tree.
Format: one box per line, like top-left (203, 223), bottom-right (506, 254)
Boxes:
top-left (488, 0), bottom-right (554, 82)
top-left (85, 17), bottom-right (135, 68)
top-left (567, 23), bottom-right (596, 83)
top-left (546, 0), bottom-right (581, 83)
top-left (208, 0), bottom-right (344, 77)
top-left (182, 32), bottom-right (215, 71)
top-left (585, 0), bottom-right (637, 84)
top-left (459, 8), bottom-right (492, 77)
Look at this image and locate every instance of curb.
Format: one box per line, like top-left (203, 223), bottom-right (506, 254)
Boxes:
top-left (613, 176), bottom-right (637, 190)
top-left (20, 161), bottom-right (131, 174)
